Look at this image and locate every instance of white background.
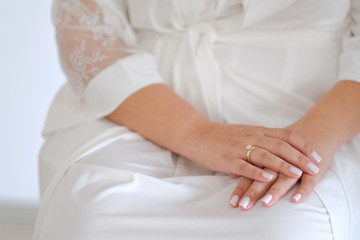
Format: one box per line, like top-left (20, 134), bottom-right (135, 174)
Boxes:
top-left (0, 0), bottom-right (64, 205)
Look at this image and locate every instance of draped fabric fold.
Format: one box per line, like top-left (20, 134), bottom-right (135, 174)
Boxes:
top-left (242, 0), bottom-right (297, 27)
top-left (172, 23), bottom-right (222, 122)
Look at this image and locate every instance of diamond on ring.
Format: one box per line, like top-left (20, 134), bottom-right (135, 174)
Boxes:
top-left (246, 145), bottom-right (258, 163)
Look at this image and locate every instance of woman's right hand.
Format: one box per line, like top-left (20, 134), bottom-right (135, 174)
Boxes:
top-left (177, 121), bottom-right (321, 182)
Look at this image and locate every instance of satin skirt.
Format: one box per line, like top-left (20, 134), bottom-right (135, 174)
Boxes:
top-left (39, 129), bottom-right (334, 240)
top-left (34, 118), bottom-right (360, 240)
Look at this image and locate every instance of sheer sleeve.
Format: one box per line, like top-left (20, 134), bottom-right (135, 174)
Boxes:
top-left (44, 0), bottom-right (165, 135)
top-left (338, 0), bottom-right (360, 82)
top-left (53, 0), bottom-right (138, 92)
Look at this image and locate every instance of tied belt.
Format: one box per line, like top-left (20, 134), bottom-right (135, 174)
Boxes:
top-left (139, 22), bottom-right (342, 122)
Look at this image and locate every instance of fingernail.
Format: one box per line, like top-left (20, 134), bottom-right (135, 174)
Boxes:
top-left (293, 193), bottom-right (302, 202)
top-left (239, 197), bottom-right (250, 209)
top-left (307, 162), bottom-right (319, 174)
top-left (262, 194), bottom-right (272, 204)
top-left (230, 195), bottom-right (239, 207)
top-left (290, 166), bottom-right (303, 176)
top-left (262, 172), bottom-right (274, 180)
top-left (311, 151), bottom-right (322, 163)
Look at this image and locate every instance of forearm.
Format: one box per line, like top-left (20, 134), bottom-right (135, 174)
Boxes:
top-left (289, 80), bottom-right (360, 155)
top-left (107, 84), bottom-right (209, 154)
top-left (107, 83), bottom-right (322, 180)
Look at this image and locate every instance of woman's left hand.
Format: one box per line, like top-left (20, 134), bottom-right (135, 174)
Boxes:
top-left (228, 125), bottom-right (333, 210)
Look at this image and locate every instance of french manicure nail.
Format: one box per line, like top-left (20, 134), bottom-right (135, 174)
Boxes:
top-left (311, 151), bottom-right (322, 163)
top-left (293, 193), bottom-right (302, 202)
top-left (262, 172), bottom-right (274, 180)
top-left (262, 194), bottom-right (273, 204)
top-left (290, 166), bottom-right (303, 176)
top-left (239, 197), bottom-right (250, 209)
top-left (307, 162), bottom-right (319, 174)
top-left (230, 195), bottom-right (239, 206)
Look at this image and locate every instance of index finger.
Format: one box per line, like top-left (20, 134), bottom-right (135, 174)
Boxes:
top-left (264, 128), bottom-right (322, 164)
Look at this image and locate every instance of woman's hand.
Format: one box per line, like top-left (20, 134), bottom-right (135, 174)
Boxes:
top-left (228, 123), bottom-right (332, 210)
top-left (229, 160), bottom-right (332, 210)
top-left (228, 80), bottom-right (360, 209)
top-left (178, 122), bottom-right (321, 183)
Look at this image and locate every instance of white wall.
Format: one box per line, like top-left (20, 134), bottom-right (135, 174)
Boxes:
top-left (0, 0), bottom-right (64, 204)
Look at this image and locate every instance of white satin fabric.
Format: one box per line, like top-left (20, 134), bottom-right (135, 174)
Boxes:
top-left (38, 127), bottom-right (334, 240)
top-left (35, 0), bottom-right (360, 239)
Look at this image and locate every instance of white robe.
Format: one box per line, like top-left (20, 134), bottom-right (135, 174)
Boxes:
top-left (34, 0), bottom-right (360, 239)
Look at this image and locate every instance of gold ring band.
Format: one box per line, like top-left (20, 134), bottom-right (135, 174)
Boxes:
top-left (246, 145), bottom-right (258, 163)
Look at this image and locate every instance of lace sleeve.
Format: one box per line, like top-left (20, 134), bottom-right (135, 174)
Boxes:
top-left (52, 0), bottom-right (138, 93)
top-left (43, 0), bottom-right (165, 135)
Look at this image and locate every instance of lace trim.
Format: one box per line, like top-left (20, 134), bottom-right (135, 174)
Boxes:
top-left (52, 0), bottom-right (134, 92)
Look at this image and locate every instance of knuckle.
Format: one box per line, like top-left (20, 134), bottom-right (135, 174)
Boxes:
top-left (247, 166), bottom-right (261, 179)
top-left (273, 140), bottom-right (288, 151)
top-left (238, 160), bottom-right (247, 170)
top-left (246, 188), bottom-right (260, 198)
top-left (296, 154), bottom-right (307, 164)
top-left (279, 161), bottom-right (289, 171)
top-left (269, 186), bottom-right (281, 196)
top-left (234, 185), bottom-right (247, 196)
top-left (258, 151), bottom-right (270, 162)
top-left (237, 160), bottom-right (249, 174)
top-left (249, 166), bottom-right (259, 177)
top-left (283, 129), bottom-right (297, 141)
top-left (302, 178), bottom-right (316, 188)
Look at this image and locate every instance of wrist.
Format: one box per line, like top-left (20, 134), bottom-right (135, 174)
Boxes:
top-left (286, 122), bottom-right (337, 158)
top-left (170, 117), bottom-right (217, 159)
